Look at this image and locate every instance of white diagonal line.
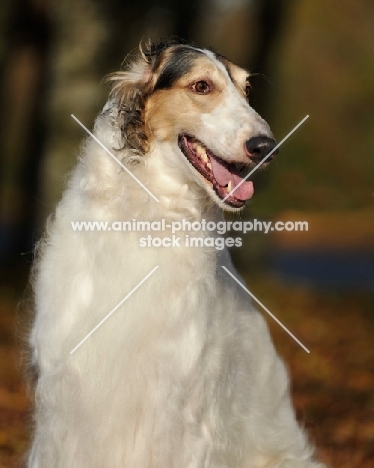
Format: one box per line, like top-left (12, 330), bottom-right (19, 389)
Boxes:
top-left (222, 115), bottom-right (309, 202)
top-left (71, 114), bottom-right (160, 203)
top-left (221, 266), bottom-right (310, 353)
top-left (70, 265), bottom-right (159, 354)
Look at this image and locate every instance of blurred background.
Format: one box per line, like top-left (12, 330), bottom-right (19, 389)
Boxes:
top-left (0, 0), bottom-right (373, 466)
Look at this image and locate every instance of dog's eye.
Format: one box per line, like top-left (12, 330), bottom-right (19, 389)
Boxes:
top-left (245, 81), bottom-right (252, 97)
top-left (191, 81), bottom-right (212, 94)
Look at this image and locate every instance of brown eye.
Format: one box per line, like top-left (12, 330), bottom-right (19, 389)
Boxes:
top-left (191, 81), bottom-right (212, 94)
top-left (245, 81), bottom-right (252, 97)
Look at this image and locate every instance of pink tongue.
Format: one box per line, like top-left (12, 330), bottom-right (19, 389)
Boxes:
top-left (209, 155), bottom-right (254, 200)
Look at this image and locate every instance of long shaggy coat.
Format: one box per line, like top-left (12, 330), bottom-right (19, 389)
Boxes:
top-left (27, 39), bottom-right (326, 468)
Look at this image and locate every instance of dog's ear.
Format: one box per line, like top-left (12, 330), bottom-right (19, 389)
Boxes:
top-left (106, 39), bottom-right (183, 155)
top-left (107, 39), bottom-right (161, 155)
top-left (106, 56), bottom-right (152, 155)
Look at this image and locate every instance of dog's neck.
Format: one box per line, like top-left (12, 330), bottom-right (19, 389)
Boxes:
top-left (76, 113), bottom-right (223, 225)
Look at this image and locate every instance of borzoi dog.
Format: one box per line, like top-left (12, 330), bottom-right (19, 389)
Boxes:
top-left (28, 39), bottom-right (326, 467)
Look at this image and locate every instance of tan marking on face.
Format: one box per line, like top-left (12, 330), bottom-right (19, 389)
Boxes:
top-left (222, 59), bottom-right (250, 98)
top-left (144, 54), bottom-right (237, 144)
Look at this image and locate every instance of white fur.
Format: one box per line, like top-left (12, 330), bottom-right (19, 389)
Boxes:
top-left (28, 45), bottom-right (326, 468)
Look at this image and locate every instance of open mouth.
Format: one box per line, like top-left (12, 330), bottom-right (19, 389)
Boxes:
top-left (178, 134), bottom-right (254, 208)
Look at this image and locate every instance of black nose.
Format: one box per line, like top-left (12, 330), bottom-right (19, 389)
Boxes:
top-left (245, 136), bottom-right (278, 164)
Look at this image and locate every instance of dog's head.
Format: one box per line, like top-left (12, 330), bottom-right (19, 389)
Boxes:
top-left (107, 39), bottom-right (277, 212)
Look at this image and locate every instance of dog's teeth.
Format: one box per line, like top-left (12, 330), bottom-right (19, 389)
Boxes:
top-left (206, 162), bottom-right (212, 170)
top-left (226, 181), bottom-right (232, 193)
top-left (195, 143), bottom-right (204, 154)
top-left (192, 141), bottom-right (211, 165)
top-left (201, 152), bottom-right (208, 163)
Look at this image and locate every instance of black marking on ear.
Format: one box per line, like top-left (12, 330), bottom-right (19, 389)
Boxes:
top-left (154, 47), bottom-right (204, 91)
top-left (142, 37), bottom-right (186, 60)
top-left (213, 51), bottom-right (229, 62)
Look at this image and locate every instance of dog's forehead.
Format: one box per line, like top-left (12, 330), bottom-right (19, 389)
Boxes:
top-left (202, 49), bottom-right (248, 86)
top-left (153, 46), bottom-right (204, 90)
top-left (154, 45), bottom-right (246, 91)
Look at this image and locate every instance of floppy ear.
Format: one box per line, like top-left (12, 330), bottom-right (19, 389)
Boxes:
top-left (106, 52), bottom-right (153, 155)
top-left (106, 38), bottom-right (182, 155)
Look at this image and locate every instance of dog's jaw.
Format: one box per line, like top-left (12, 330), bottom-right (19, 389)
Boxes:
top-left (178, 134), bottom-right (254, 210)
